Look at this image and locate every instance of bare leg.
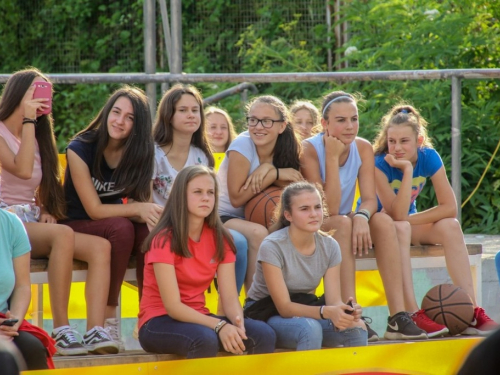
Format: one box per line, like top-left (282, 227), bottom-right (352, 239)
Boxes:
top-left (73, 232), bottom-right (111, 330)
top-left (323, 215), bottom-right (355, 301)
top-left (223, 219), bottom-right (268, 291)
top-left (25, 223), bottom-right (74, 328)
top-left (411, 218), bottom-right (477, 306)
top-left (369, 213), bottom-right (405, 316)
top-left (394, 221), bottom-right (419, 312)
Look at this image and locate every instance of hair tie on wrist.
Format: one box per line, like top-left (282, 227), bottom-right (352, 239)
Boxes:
top-left (319, 305), bottom-right (325, 320)
top-left (354, 212), bottom-right (369, 221)
top-left (22, 117), bottom-right (37, 125)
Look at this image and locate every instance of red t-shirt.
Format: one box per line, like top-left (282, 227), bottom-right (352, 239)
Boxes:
top-left (138, 223), bottom-right (235, 328)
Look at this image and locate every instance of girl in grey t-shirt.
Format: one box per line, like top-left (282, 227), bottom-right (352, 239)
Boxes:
top-left (245, 181), bottom-right (367, 351)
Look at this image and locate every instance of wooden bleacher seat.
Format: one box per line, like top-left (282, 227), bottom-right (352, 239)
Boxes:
top-left (29, 243), bottom-right (484, 328)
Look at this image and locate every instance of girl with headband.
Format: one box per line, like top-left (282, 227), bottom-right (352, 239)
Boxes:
top-left (300, 91), bottom-right (427, 341)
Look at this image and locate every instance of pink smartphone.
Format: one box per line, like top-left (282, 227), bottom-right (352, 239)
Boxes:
top-left (32, 81), bottom-right (53, 115)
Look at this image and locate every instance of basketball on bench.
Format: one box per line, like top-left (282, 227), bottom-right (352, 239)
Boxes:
top-left (421, 284), bottom-right (474, 335)
top-left (244, 186), bottom-right (282, 229)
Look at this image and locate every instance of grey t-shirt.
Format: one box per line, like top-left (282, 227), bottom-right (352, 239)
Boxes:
top-left (247, 226), bottom-right (342, 301)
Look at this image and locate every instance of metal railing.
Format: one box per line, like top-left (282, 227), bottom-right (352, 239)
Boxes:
top-left (2, 68), bottom-right (500, 220)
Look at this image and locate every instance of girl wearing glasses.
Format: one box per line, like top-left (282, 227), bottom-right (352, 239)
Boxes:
top-left (217, 95), bottom-right (302, 291)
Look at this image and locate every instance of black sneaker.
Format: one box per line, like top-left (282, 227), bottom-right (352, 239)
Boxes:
top-left (52, 326), bottom-right (88, 356)
top-left (83, 326), bottom-right (119, 355)
top-left (362, 316), bottom-right (379, 342)
top-left (384, 312), bottom-right (428, 340)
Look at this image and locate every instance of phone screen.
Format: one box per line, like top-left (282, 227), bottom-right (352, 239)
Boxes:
top-left (32, 81), bottom-right (53, 115)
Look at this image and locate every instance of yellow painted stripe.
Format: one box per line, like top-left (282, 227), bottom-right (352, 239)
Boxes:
top-left (23, 338), bottom-right (480, 375)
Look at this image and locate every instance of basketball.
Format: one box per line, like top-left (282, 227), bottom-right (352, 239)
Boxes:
top-left (421, 284), bottom-right (474, 335)
top-left (244, 186), bottom-right (282, 229)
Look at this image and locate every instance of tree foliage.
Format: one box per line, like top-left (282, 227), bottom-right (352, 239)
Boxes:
top-left (0, 0), bottom-right (499, 232)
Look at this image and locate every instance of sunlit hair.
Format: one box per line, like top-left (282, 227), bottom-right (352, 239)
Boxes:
top-left (142, 165), bottom-right (236, 260)
top-left (321, 91), bottom-right (359, 120)
top-left (72, 85), bottom-right (154, 202)
top-left (154, 84), bottom-right (214, 167)
top-left (0, 67), bottom-right (66, 219)
top-left (289, 100), bottom-right (321, 137)
top-left (271, 181), bottom-right (330, 234)
top-left (246, 95), bottom-right (302, 169)
top-left (205, 106), bottom-right (238, 152)
top-left (373, 103), bottom-right (433, 155)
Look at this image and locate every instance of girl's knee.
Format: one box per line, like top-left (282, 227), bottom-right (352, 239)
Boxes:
top-left (248, 224), bottom-right (268, 244)
top-left (293, 318), bottom-right (322, 340)
top-left (91, 237), bottom-right (112, 263)
top-left (371, 212), bottom-right (394, 229)
top-left (56, 224), bottom-right (75, 243)
top-left (394, 220), bottom-right (410, 235)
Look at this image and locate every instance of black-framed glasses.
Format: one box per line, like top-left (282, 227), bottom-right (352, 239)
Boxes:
top-left (246, 117), bottom-right (283, 129)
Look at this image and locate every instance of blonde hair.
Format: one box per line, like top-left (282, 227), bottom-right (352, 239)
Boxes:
top-left (373, 103), bottom-right (433, 155)
top-left (289, 100), bottom-right (321, 136)
top-left (204, 106), bottom-right (238, 152)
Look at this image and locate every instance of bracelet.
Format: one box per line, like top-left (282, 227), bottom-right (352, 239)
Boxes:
top-left (22, 117), bottom-right (37, 125)
top-left (358, 208), bottom-right (371, 220)
top-left (214, 320), bottom-right (227, 334)
top-left (275, 167), bottom-right (279, 181)
top-left (319, 305), bottom-right (325, 320)
top-left (354, 212), bottom-right (369, 221)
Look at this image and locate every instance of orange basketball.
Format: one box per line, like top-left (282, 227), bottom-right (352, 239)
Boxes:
top-left (421, 284), bottom-right (474, 335)
top-left (244, 186), bottom-right (282, 229)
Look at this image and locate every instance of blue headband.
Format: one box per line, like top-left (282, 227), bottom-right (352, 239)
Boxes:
top-left (322, 95), bottom-right (354, 117)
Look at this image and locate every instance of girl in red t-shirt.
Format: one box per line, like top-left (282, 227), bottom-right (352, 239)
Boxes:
top-left (138, 165), bottom-right (275, 358)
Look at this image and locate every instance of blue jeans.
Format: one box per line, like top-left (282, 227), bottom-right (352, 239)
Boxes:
top-left (245, 300), bottom-right (367, 351)
top-left (139, 314), bottom-right (276, 358)
top-left (229, 229), bottom-right (248, 294)
top-left (267, 315), bottom-right (367, 351)
top-left (496, 252), bottom-right (500, 285)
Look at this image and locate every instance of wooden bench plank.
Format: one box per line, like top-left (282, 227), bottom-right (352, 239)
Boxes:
top-left (28, 244), bottom-right (483, 273)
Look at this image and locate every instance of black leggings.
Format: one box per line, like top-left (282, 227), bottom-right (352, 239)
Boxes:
top-left (13, 331), bottom-right (48, 370)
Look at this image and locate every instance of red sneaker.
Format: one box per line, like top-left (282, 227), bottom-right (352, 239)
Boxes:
top-left (411, 310), bottom-right (449, 338)
top-left (462, 307), bottom-right (498, 336)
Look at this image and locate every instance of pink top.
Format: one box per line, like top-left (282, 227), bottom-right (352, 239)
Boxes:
top-left (0, 121), bottom-right (42, 205)
top-left (138, 223), bottom-right (236, 328)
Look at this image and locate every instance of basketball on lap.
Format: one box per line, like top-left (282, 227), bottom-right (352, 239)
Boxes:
top-left (244, 186), bottom-right (282, 229)
top-left (421, 284), bottom-right (474, 335)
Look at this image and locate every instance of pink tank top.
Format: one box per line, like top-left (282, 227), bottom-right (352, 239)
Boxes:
top-left (0, 121), bottom-right (42, 205)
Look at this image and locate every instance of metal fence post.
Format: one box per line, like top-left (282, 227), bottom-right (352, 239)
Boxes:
top-left (144, 0), bottom-right (157, 118)
top-left (171, 0), bottom-right (182, 78)
top-left (451, 76), bottom-right (462, 222)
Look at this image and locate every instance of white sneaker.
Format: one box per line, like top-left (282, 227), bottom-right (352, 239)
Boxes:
top-left (104, 318), bottom-right (125, 352)
top-left (83, 326), bottom-right (119, 355)
top-left (51, 325), bottom-right (88, 356)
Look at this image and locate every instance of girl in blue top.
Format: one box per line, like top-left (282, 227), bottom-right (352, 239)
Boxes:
top-left (373, 104), bottom-right (498, 335)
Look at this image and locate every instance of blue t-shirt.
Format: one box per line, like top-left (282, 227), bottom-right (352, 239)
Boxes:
top-left (375, 147), bottom-right (443, 214)
top-left (0, 209), bottom-right (31, 313)
top-left (64, 138), bottom-right (124, 220)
